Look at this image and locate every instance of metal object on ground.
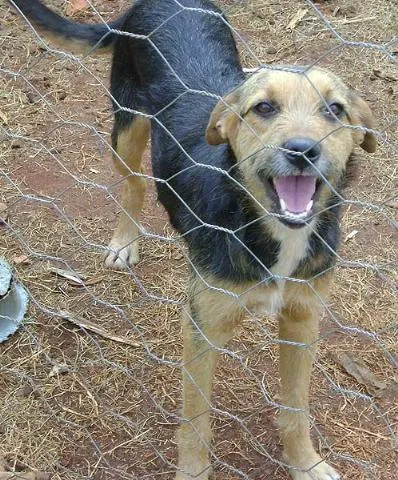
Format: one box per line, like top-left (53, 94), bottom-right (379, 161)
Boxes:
top-left (0, 258), bottom-right (29, 343)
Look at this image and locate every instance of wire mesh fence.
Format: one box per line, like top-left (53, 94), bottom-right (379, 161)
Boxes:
top-left (0, 0), bottom-right (397, 479)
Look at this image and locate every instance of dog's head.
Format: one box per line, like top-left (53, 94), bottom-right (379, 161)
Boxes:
top-left (206, 67), bottom-right (377, 228)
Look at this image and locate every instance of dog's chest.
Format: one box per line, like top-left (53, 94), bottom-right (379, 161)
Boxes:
top-left (243, 226), bottom-right (311, 315)
top-left (270, 226), bottom-right (311, 278)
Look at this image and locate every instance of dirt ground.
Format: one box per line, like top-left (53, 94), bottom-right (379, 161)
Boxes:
top-left (0, 0), bottom-right (397, 479)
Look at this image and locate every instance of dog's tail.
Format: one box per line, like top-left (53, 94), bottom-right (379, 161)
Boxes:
top-left (9, 0), bottom-right (129, 54)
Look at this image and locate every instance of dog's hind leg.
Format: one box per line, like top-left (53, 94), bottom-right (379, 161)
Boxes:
top-left (177, 276), bottom-right (243, 480)
top-left (105, 115), bottom-right (150, 269)
top-left (278, 277), bottom-right (340, 480)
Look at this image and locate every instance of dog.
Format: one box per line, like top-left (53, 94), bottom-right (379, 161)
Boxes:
top-left (10, 1), bottom-right (377, 479)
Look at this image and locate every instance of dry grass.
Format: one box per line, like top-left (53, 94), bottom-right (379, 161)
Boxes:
top-left (0, 0), bottom-right (397, 479)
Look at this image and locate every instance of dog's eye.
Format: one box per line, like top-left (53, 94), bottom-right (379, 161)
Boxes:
top-left (323, 102), bottom-right (344, 118)
top-left (253, 102), bottom-right (276, 117)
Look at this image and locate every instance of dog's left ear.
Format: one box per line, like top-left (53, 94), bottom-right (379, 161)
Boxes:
top-left (348, 93), bottom-right (377, 153)
top-left (206, 90), bottom-right (240, 145)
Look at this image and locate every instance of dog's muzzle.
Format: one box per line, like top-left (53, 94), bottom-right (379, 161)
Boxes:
top-left (260, 137), bottom-right (325, 227)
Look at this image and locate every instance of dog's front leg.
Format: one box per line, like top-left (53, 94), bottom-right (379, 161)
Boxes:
top-left (278, 280), bottom-right (340, 480)
top-left (176, 281), bottom-right (242, 480)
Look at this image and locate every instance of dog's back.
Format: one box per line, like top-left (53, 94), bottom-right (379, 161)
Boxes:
top-left (110, 0), bottom-right (244, 117)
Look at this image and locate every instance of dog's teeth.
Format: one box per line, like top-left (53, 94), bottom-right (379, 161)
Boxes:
top-left (284, 210), bottom-right (307, 219)
top-left (279, 198), bottom-right (312, 220)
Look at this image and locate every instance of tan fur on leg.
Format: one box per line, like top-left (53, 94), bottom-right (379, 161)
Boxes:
top-left (177, 277), bottom-right (243, 480)
top-left (278, 276), bottom-right (340, 480)
top-left (105, 116), bottom-right (150, 269)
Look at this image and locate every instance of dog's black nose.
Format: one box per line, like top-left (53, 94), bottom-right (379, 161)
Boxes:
top-left (282, 138), bottom-right (321, 169)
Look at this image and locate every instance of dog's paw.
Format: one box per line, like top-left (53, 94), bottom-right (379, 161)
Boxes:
top-left (289, 459), bottom-right (340, 480)
top-left (104, 241), bottom-right (139, 269)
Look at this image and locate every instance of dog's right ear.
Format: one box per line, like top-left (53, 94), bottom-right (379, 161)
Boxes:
top-left (205, 90), bottom-right (241, 145)
top-left (348, 92), bottom-right (377, 153)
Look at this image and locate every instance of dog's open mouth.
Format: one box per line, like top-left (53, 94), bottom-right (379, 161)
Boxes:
top-left (269, 175), bottom-right (321, 226)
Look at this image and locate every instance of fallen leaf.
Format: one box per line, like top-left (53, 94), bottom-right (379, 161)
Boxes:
top-left (345, 229), bottom-right (359, 242)
top-left (49, 364), bottom-right (71, 377)
top-left (287, 9), bottom-right (308, 30)
top-left (49, 267), bottom-right (85, 285)
top-left (12, 254), bottom-right (31, 265)
top-left (372, 69), bottom-right (397, 83)
top-left (81, 275), bottom-right (106, 286)
top-left (332, 352), bottom-right (387, 397)
top-left (0, 202), bottom-right (8, 225)
top-left (385, 200), bottom-right (398, 209)
top-left (378, 380), bottom-right (398, 403)
top-left (20, 474), bottom-right (48, 480)
top-left (0, 451), bottom-right (49, 478)
top-left (66, 0), bottom-right (90, 16)
top-left (0, 110), bottom-right (8, 125)
top-left (59, 310), bottom-right (141, 347)
top-left (89, 168), bottom-right (100, 174)
top-left (0, 474), bottom-right (50, 480)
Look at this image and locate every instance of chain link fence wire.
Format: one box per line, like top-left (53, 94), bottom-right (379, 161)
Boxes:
top-left (0, 0), bottom-right (397, 479)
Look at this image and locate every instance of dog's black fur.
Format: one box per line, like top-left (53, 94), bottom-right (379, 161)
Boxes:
top-left (11, 0), bottom-right (340, 284)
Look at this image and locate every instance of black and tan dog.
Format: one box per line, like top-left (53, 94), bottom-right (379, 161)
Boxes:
top-left (10, 1), bottom-right (377, 478)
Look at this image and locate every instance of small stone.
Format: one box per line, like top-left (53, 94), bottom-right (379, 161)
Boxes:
top-left (11, 140), bottom-right (22, 149)
top-left (18, 384), bottom-right (39, 398)
top-left (26, 91), bottom-right (39, 103)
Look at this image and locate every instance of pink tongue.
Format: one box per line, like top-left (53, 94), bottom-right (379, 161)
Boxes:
top-left (273, 176), bottom-right (316, 213)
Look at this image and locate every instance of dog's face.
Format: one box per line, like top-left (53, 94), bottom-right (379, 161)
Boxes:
top-left (206, 68), bottom-right (377, 228)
